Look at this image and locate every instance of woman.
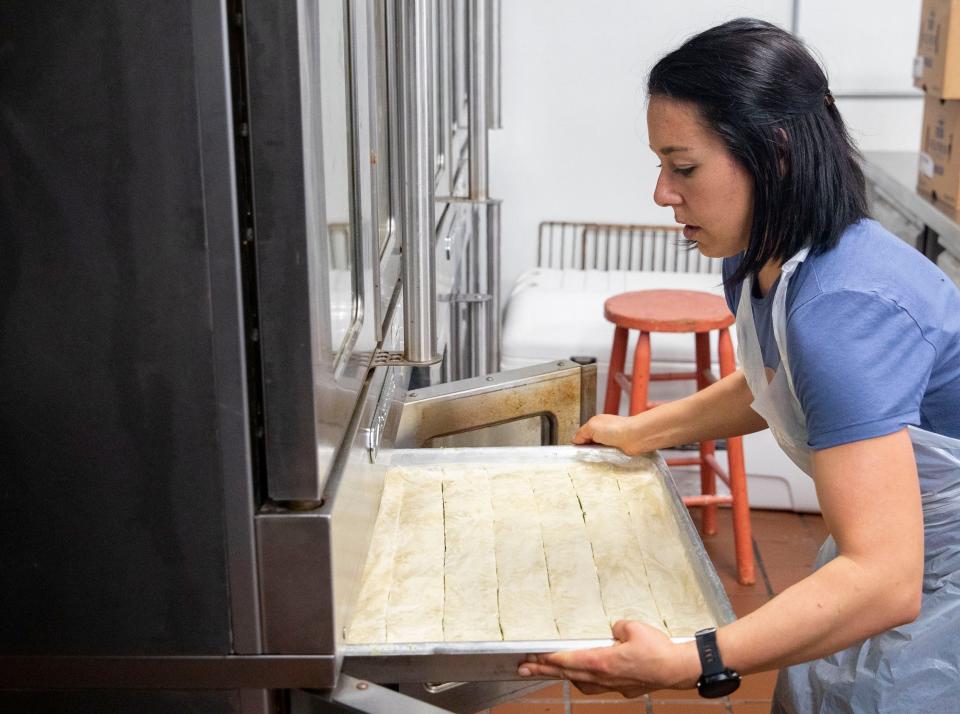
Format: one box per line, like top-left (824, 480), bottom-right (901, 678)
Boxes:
top-left (518, 18), bottom-right (960, 713)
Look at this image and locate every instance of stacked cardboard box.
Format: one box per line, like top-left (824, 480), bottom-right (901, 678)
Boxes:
top-left (916, 0), bottom-right (960, 218)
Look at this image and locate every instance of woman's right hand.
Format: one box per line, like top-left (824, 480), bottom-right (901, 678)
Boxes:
top-left (572, 414), bottom-right (647, 455)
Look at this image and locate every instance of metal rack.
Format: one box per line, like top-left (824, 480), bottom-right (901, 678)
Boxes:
top-left (537, 221), bottom-right (722, 274)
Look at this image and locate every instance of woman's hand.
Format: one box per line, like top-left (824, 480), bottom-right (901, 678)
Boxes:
top-left (572, 414), bottom-right (648, 455)
top-left (517, 620), bottom-right (699, 698)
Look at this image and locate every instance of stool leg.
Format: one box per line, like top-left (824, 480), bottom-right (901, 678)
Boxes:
top-left (604, 326), bottom-right (629, 414)
top-left (629, 331), bottom-right (651, 415)
top-left (695, 332), bottom-right (717, 536)
top-left (719, 327), bottom-right (755, 586)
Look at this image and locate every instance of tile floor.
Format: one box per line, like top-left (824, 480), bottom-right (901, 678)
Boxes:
top-left (478, 507), bottom-right (828, 714)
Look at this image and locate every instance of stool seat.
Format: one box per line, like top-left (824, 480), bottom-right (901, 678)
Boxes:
top-left (604, 289), bottom-right (734, 333)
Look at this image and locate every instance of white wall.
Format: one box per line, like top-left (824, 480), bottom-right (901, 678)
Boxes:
top-left (491, 0), bottom-right (925, 299)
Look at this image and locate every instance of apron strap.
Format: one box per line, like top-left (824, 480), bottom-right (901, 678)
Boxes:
top-left (770, 247), bottom-right (810, 400)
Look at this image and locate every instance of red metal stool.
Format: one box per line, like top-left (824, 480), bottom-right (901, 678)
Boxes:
top-left (603, 289), bottom-right (755, 586)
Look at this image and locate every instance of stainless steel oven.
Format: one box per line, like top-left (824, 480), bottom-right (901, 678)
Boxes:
top-left (0, 1), bottom-right (731, 712)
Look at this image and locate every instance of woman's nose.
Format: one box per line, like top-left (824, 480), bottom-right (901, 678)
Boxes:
top-left (653, 172), bottom-right (681, 207)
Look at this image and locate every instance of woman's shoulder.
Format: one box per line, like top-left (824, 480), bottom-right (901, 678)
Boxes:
top-left (788, 219), bottom-right (956, 317)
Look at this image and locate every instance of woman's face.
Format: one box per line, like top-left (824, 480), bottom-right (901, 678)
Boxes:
top-left (647, 96), bottom-right (753, 258)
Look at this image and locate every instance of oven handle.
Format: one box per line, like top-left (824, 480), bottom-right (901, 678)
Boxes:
top-left (399, 0), bottom-right (440, 364)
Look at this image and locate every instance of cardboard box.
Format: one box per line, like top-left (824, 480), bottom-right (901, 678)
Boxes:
top-left (914, 0), bottom-right (960, 99)
top-left (918, 95), bottom-right (960, 219)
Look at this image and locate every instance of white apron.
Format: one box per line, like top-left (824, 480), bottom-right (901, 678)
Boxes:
top-left (735, 249), bottom-right (960, 713)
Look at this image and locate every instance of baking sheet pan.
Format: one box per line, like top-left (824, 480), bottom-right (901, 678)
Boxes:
top-left (341, 445), bottom-right (735, 683)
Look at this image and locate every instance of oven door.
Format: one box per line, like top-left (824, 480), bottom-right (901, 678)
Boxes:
top-left (244, 0), bottom-right (379, 502)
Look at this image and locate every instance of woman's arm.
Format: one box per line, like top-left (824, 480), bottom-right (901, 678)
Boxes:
top-left (714, 428), bottom-right (923, 671)
top-left (574, 369), bottom-right (769, 454)
top-left (520, 428), bottom-right (924, 694)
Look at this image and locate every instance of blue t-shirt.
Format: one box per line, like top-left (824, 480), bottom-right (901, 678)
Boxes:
top-left (723, 219), bottom-right (960, 450)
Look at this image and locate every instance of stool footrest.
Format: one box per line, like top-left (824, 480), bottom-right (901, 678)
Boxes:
top-left (666, 453), bottom-right (732, 488)
top-left (703, 453), bottom-right (731, 487)
top-left (611, 369), bottom-right (720, 406)
top-left (650, 371), bottom-right (697, 381)
top-left (666, 457), bottom-right (702, 467)
top-left (682, 494), bottom-right (734, 507)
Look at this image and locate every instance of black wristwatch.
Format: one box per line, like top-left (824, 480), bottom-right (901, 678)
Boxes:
top-left (694, 627), bottom-right (740, 698)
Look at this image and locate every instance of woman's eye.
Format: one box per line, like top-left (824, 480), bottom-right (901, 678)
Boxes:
top-left (674, 166), bottom-right (696, 177)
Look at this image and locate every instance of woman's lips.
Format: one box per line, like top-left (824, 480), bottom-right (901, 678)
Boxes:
top-left (682, 224), bottom-right (701, 240)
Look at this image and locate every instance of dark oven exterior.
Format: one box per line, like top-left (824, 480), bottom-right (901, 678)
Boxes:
top-left (0, 0), bottom-right (513, 712)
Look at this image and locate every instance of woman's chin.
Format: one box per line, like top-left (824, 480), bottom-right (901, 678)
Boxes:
top-left (693, 240), bottom-right (742, 260)
top-left (692, 241), bottom-right (718, 258)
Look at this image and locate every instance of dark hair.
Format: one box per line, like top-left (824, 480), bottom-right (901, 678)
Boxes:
top-left (648, 18), bottom-right (868, 284)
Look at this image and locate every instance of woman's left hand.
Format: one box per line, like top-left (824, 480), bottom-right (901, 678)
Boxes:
top-left (517, 620), bottom-right (700, 698)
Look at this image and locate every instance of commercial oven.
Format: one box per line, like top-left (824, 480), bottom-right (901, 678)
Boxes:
top-left (0, 1), bottom-right (732, 712)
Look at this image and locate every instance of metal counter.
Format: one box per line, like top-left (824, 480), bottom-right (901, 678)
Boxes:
top-left (863, 150), bottom-right (960, 262)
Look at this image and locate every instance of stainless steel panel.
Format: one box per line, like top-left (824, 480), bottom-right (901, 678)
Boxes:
top-left (346, 0), bottom-right (382, 360)
top-left (427, 417), bottom-right (544, 448)
top-left (484, 199), bottom-right (501, 371)
top-left (0, 691), bottom-right (243, 714)
top-left (488, 0), bottom-right (501, 129)
top-left (344, 639), bottom-right (616, 683)
top-left (396, 360), bottom-right (588, 448)
top-left (300, 675), bottom-right (449, 713)
top-left (245, 0), bottom-right (375, 501)
top-left (0, 0), bottom-right (234, 657)
top-left (253, 344), bottom-right (396, 674)
top-left (192, 0), bottom-right (262, 657)
top-left (399, 680), bottom-right (551, 714)
top-left (0, 656), bottom-right (335, 690)
top-left (373, 0), bottom-right (403, 338)
top-left (579, 361), bottom-right (599, 425)
top-left (399, 0), bottom-right (441, 364)
top-left (317, 0), bottom-right (358, 353)
top-left (467, 0), bottom-right (489, 199)
top-left (435, 0), bottom-right (453, 197)
top-left (341, 447), bottom-right (734, 682)
top-left (256, 510), bottom-right (335, 656)
top-left (452, 0), bottom-right (469, 132)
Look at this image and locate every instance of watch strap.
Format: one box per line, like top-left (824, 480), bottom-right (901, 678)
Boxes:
top-left (695, 627), bottom-right (725, 677)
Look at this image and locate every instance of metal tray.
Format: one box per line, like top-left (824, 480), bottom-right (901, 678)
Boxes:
top-left (341, 445), bottom-right (735, 683)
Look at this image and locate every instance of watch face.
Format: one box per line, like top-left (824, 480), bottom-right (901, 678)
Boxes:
top-left (697, 672), bottom-right (741, 699)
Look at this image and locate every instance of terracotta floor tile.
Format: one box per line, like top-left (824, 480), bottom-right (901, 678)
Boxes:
top-left (491, 702), bottom-right (565, 714)
top-left (727, 590), bottom-right (772, 616)
top-left (708, 557), bottom-right (760, 593)
top-left (800, 514), bottom-right (829, 542)
top-left (757, 537), bottom-right (820, 570)
top-left (569, 685), bottom-right (636, 701)
top-left (650, 702), bottom-right (727, 713)
top-left (731, 702), bottom-right (774, 713)
top-left (731, 669), bottom-right (779, 700)
top-left (765, 566), bottom-right (815, 594)
top-left (646, 687), bottom-right (703, 700)
top-left (514, 682), bottom-right (564, 700)
top-left (749, 508), bottom-right (802, 528)
top-left (571, 703), bottom-right (648, 713)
